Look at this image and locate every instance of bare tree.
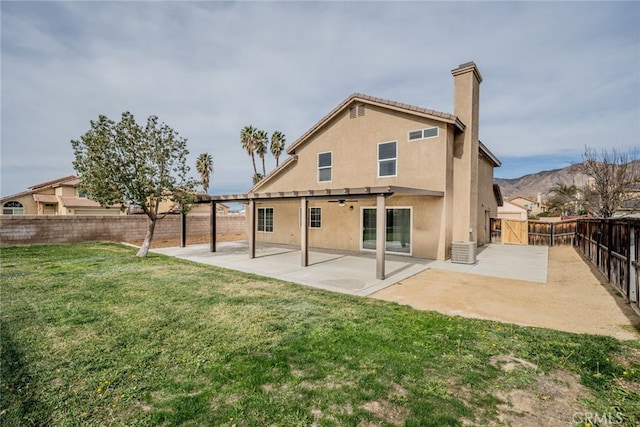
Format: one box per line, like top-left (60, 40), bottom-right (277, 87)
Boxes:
top-left (572, 146), bottom-right (639, 218)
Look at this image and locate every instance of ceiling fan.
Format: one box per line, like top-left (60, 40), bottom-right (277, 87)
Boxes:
top-left (327, 199), bottom-right (359, 206)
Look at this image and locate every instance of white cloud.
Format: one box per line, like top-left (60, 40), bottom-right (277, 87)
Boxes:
top-left (1, 1), bottom-right (638, 197)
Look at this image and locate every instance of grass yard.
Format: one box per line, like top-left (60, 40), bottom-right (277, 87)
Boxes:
top-left (1, 243), bottom-right (639, 426)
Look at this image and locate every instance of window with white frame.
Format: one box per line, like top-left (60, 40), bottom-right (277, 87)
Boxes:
top-left (378, 141), bottom-right (397, 177)
top-left (3, 201), bottom-right (24, 215)
top-left (318, 152), bottom-right (332, 182)
top-left (257, 207), bottom-right (273, 232)
top-left (408, 127), bottom-right (438, 141)
top-left (309, 207), bottom-right (321, 228)
top-left (361, 207), bottom-right (412, 254)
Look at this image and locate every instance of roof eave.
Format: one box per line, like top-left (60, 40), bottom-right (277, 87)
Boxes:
top-left (249, 155), bottom-right (298, 193)
top-left (479, 140), bottom-right (501, 167)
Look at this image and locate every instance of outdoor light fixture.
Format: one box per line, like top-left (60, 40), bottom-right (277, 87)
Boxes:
top-left (338, 200), bottom-right (346, 207)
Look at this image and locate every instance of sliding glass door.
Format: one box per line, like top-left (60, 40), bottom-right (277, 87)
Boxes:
top-left (362, 207), bottom-right (411, 254)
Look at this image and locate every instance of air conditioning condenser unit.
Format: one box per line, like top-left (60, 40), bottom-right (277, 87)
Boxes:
top-left (451, 241), bottom-right (477, 264)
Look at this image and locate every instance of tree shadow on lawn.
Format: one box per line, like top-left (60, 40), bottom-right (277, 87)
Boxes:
top-left (0, 323), bottom-right (51, 426)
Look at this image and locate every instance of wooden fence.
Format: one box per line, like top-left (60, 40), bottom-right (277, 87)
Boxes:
top-left (490, 218), bottom-right (576, 246)
top-left (575, 218), bottom-right (640, 315)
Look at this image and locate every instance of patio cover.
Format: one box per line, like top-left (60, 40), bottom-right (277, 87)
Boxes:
top-left (196, 186), bottom-right (444, 280)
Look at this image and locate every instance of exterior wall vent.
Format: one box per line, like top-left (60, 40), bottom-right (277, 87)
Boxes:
top-left (349, 103), bottom-right (365, 119)
top-left (451, 241), bottom-right (477, 264)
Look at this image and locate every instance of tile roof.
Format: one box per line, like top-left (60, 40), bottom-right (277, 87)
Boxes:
top-left (33, 194), bottom-right (59, 203)
top-left (58, 197), bottom-right (104, 208)
top-left (1, 175), bottom-right (80, 202)
top-left (29, 175), bottom-right (78, 191)
top-left (0, 190), bottom-right (34, 202)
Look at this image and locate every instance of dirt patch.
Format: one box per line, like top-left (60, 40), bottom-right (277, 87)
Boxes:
top-left (489, 355), bottom-right (538, 372)
top-left (496, 369), bottom-right (588, 426)
top-left (371, 246), bottom-right (640, 340)
top-left (483, 355), bottom-right (589, 426)
top-left (125, 233), bottom-right (245, 249)
top-left (361, 399), bottom-right (409, 426)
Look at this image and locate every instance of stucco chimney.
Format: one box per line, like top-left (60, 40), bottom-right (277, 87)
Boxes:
top-left (450, 61), bottom-right (482, 242)
top-left (452, 61), bottom-right (482, 154)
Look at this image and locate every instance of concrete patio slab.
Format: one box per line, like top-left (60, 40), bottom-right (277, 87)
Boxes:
top-left (428, 244), bottom-right (549, 283)
top-left (151, 242), bottom-right (548, 296)
top-left (152, 242), bottom-right (430, 296)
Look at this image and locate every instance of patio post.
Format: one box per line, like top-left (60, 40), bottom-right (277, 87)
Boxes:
top-left (248, 199), bottom-right (256, 259)
top-left (301, 197), bottom-right (308, 267)
top-left (376, 194), bottom-right (386, 280)
top-left (210, 200), bottom-right (216, 253)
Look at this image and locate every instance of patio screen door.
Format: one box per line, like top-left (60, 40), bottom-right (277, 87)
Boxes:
top-left (362, 208), bottom-right (411, 254)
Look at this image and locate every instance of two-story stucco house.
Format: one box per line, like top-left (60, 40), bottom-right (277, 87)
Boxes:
top-left (1, 175), bottom-right (124, 216)
top-left (212, 62), bottom-right (502, 277)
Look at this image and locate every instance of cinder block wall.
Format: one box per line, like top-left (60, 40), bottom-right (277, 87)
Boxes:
top-left (0, 215), bottom-right (246, 246)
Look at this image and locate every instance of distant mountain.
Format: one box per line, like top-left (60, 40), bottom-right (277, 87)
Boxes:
top-left (495, 165), bottom-right (590, 201)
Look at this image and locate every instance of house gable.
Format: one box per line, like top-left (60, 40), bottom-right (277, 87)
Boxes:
top-left (253, 94), bottom-right (463, 194)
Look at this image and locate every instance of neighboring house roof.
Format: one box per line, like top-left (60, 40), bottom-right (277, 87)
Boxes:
top-left (499, 201), bottom-right (527, 212)
top-left (58, 197), bottom-right (105, 208)
top-left (509, 196), bottom-right (537, 204)
top-left (1, 190), bottom-right (33, 202)
top-left (1, 176), bottom-right (116, 211)
top-left (33, 194), bottom-right (59, 203)
top-left (29, 175), bottom-right (78, 191)
top-left (286, 93), bottom-right (466, 156)
top-left (2, 175), bottom-right (81, 203)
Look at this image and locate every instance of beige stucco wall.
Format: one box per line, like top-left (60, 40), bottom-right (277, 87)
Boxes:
top-left (257, 105), bottom-right (452, 193)
top-left (56, 185), bottom-right (76, 197)
top-left (476, 154), bottom-right (498, 245)
top-left (451, 64), bottom-right (481, 243)
top-left (253, 194), bottom-right (446, 260)
top-left (2, 194), bottom-right (38, 215)
top-left (498, 201), bottom-right (528, 221)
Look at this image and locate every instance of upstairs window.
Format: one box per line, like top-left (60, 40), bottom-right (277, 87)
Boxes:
top-left (378, 141), bottom-right (397, 177)
top-left (318, 152), bottom-right (332, 182)
top-left (3, 201), bottom-right (24, 215)
top-left (257, 207), bottom-right (274, 232)
top-left (408, 127), bottom-right (439, 141)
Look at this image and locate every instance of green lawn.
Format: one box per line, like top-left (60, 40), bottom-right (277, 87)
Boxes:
top-left (1, 243), bottom-right (639, 426)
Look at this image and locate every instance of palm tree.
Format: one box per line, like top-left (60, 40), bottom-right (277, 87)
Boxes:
top-left (547, 182), bottom-right (580, 216)
top-left (196, 153), bottom-right (213, 193)
top-left (240, 125), bottom-right (258, 179)
top-left (255, 129), bottom-right (269, 177)
top-left (270, 131), bottom-right (286, 168)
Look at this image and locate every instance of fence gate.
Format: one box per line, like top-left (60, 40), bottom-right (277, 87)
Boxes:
top-left (502, 219), bottom-right (528, 244)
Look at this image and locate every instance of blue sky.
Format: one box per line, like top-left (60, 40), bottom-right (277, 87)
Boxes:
top-left (1, 1), bottom-right (638, 197)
